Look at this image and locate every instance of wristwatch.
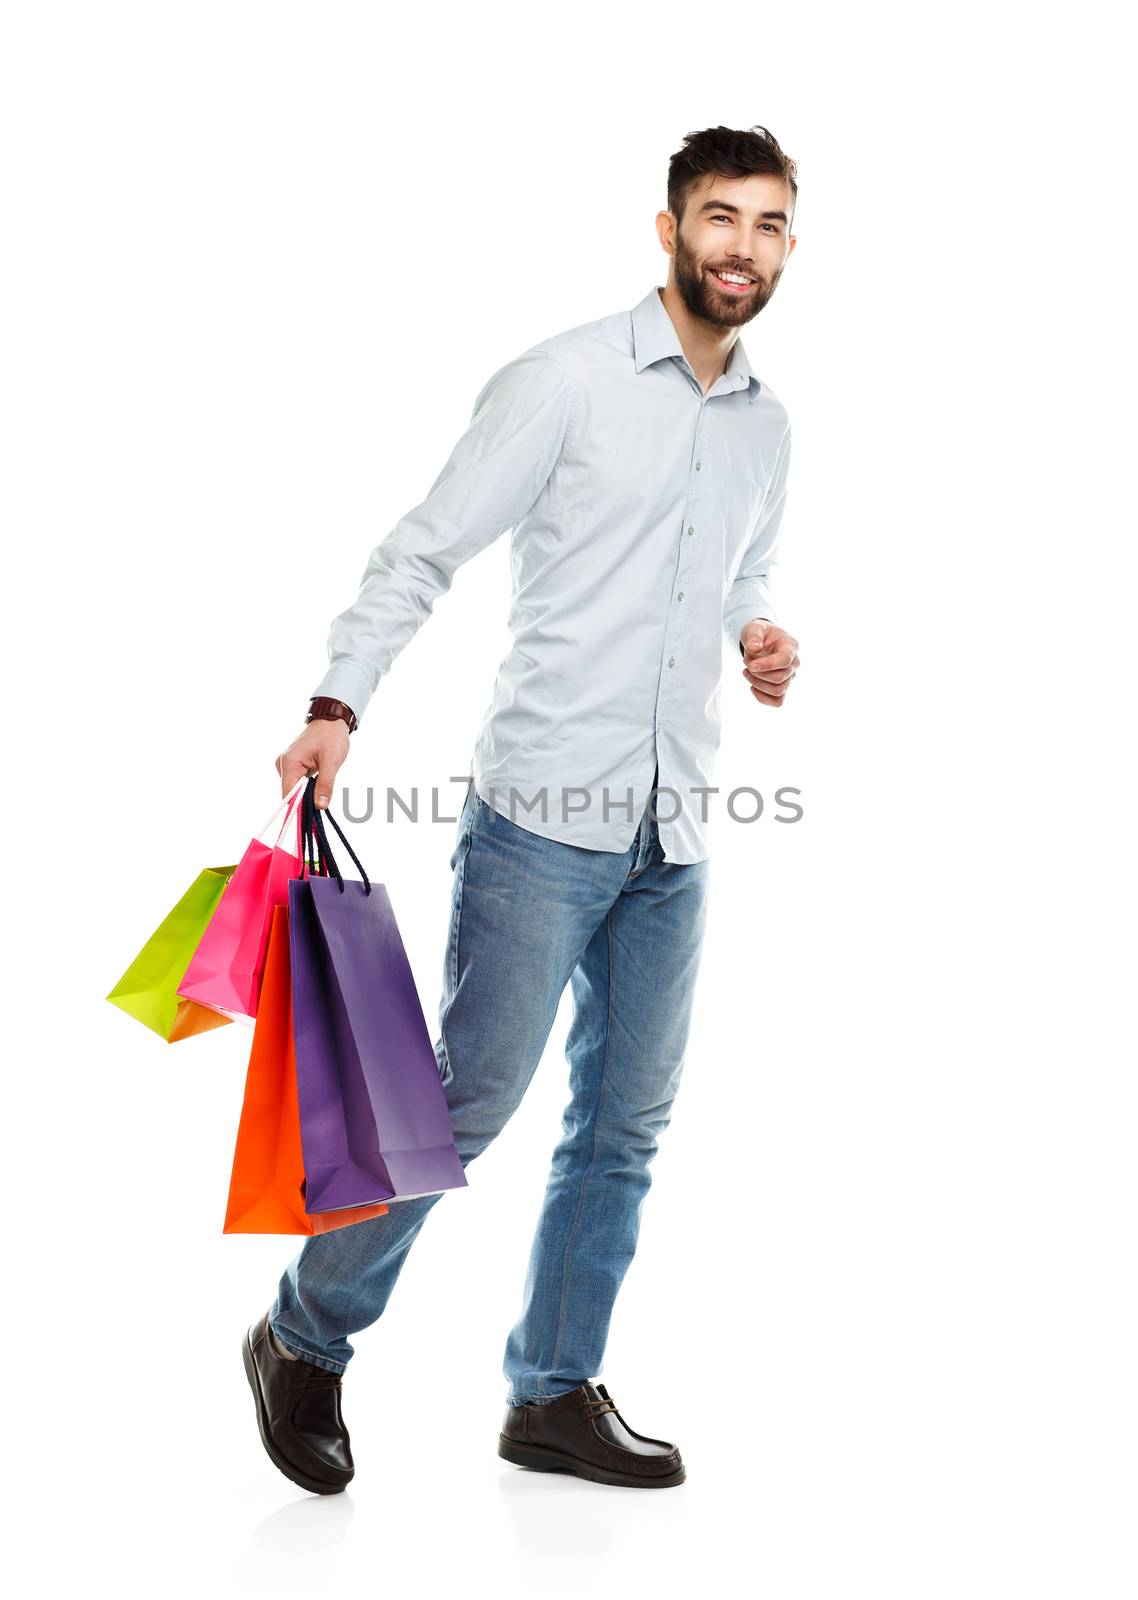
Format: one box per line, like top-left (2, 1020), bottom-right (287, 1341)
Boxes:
top-left (306, 696), bottom-right (358, 734)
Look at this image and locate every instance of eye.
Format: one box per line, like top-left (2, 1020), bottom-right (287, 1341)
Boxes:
top-left (760, 223), bottom-right (779, 233)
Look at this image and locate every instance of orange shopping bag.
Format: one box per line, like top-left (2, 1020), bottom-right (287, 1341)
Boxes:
top-left (223, 904), bottom-right (390, 1235)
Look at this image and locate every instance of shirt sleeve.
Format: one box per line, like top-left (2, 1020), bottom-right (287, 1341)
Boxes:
top-left (311, 348), bottom-right (573, 722)
top-left (723, 422), bottom-right (792, 654)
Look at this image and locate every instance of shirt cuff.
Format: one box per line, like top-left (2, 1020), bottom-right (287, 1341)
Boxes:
top-left (310, 658), bottom-right (378, 723)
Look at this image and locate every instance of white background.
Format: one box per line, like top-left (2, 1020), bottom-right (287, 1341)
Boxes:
top-left (3, 3), bottom-right (1134, 1596)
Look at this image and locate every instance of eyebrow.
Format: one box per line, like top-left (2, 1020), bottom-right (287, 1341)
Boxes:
top-left (697, 200), bottom-right (789, 224)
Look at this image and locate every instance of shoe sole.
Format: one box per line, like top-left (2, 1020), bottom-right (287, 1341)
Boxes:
top-left (242, 1328), bottom-right (351, 1496)
top-left (498, 1433), bottom-right (686, 1488)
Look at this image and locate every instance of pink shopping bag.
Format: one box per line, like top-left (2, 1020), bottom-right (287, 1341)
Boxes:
top-left (176, 780), bottom-right (309, 1024)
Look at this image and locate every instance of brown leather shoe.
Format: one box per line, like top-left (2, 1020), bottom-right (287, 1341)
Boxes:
top-left (498, 1380), bottom-right (686, 1487)
top-left (242, 1312), bottom-right (354, 1495)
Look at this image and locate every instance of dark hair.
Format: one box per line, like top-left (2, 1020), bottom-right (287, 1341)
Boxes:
top-left (667, 124), bottom-right (797, 227)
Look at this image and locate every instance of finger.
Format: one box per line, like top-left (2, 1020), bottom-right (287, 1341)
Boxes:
top-left (744, 664), bottom-right (795, 686)
top-left (749, 683), bottom-right (787, 707)
top-left (278, 751), bottom-right (315, 798)
top-left (748, 645), bottom-right (796, 674)
top-left (746, 670), bottom-right (793, 698)
top-left (314, 757), bottom-right (341, 810)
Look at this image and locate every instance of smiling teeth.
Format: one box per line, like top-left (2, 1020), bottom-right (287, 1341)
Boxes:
top-left (716, 271), bottom-right (751, 284)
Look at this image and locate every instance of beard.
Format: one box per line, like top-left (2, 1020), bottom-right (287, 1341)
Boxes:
top-left (672, 224), bottom-right (783, 328)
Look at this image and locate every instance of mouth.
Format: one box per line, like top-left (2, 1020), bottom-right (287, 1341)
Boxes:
top-left (708, 268), bottom-right (757, 296)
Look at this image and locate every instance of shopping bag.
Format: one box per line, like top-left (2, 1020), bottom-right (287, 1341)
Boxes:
top-left (224, 904), bottom-right (390, 1234)
top-left (177, 781), bottom-right (307, 1024)
top-left (289, 778), bottom-right (468, 1213)
top-left (107, 865), bottom-right (238, 1041)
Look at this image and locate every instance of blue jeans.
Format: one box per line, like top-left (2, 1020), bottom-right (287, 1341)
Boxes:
top-left (270, 774), bottom-right (710, 1405)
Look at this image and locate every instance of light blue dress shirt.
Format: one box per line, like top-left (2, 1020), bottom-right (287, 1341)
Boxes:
top-left (314, 283), bottom-right (792, 864)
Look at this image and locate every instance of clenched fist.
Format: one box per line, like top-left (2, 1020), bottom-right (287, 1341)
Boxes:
top-left (275, 719), bottom-right (350, 808)
top-left (740, 619), bottom-right (800, 707)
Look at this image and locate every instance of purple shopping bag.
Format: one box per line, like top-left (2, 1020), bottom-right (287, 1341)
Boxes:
top-left (288, 780), bottom-right (468, 1214)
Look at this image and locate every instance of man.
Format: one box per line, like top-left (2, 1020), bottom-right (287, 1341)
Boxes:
top-left (248, 123), bottom-right (801, 1495)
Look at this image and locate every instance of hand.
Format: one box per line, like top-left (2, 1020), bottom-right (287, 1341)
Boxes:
top-left (275, 718), bottom-right (350, 807)
top-left (740, 620), bottom-right (800, 707)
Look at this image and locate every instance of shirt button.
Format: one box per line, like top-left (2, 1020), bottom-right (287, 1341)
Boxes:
top-left (677, 592), bottom-right (684, 601)
top-left (687, 525), bottom-right (694, 536)
top-left (668, 656), bottom-right (676, 668)
top-left (695, 460), bottom-right (702, 471)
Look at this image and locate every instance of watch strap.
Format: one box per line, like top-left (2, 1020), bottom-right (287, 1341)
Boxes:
top-left (307, 695), bottom-right (358, 734)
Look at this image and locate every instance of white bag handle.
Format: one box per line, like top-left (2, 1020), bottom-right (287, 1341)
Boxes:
top-left (253, 775), bottom-right (307, 851)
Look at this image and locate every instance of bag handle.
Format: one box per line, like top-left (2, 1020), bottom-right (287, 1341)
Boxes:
top-left (254, 776), bottom-right (307, 851)
top-left (299, 777), bottom-right (332, 880)
top-left (302, 776), bottom-right (372, 896)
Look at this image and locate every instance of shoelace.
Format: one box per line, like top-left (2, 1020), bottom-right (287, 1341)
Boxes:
top-left (581, 1394), bottom-right (618, 1421)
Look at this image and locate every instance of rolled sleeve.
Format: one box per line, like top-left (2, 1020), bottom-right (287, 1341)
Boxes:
top-left (313, 349), bottom-right (573, 721)
top-left (723, 422), bottom-right (791, 653)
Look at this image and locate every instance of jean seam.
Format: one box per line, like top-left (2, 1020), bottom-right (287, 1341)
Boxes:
top-left (449, 802), bottom-right (476, 999)
top-left (545, 903), bottom-right (617, 1396)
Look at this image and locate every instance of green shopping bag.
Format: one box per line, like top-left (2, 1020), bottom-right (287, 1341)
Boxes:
top-left (107, 865), bottom-right (238, 1041)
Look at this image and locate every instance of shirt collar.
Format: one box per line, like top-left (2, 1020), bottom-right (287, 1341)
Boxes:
top-left (631, 284), bottom-right (760, 392)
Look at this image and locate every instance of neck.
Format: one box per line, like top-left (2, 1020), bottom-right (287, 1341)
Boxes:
top-left (658, 281), bottom-right (738, 393)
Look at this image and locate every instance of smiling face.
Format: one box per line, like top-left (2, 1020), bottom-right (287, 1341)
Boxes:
top-left (667, 171), bottom-right (796, 328)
